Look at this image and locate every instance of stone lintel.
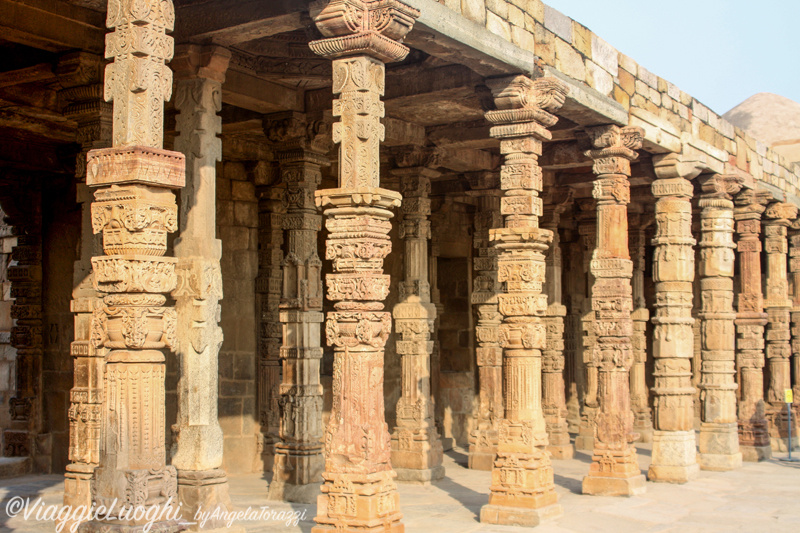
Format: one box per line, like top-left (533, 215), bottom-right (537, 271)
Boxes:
top-left (629, 108), bottom-right (682, 154)
top-left (542, 66), bottom-right (628, 127)
top-left (86, 147), bottom-right (186, 189)
top-left (172, 44), bottom-right (232, 83)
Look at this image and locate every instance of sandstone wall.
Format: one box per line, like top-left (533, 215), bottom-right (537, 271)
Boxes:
top-left (435, 0), bottom-right (800, 198)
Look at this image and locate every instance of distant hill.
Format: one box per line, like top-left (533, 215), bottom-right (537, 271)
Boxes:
top-left (723, 93), bottom-right (800, 164)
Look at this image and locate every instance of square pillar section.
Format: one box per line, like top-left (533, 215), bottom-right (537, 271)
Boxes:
top-left (308, 1), bottom-right (419, 532)
top-left (479, 75), bottom-right (567, 527)
top-left (81, 0), bottom-right (184, 530)
top-left (581, 126), bottom-right (647, 497)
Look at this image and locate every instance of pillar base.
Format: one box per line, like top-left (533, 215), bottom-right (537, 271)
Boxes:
top-left (634, 427), bottom-right (653, 444)
top-left (770, 436), bottom-right (799, 452)
top-left (312, 470), bottom-right (403, 533)
top-left (698, 423), bottom-right (741, 471)
top-left (740, 444), bottom-right (773, 462)
top-left (582, 474), bottom-right (646, 497)
top-left (269, 480), bottom-right (322, 504)
top-left (268, 444), bottom-right (325, 504)
top-left (468, 428), bottom-right (497, 471)
top-left (574, 434), bottom-right (594, 452)
top-left (178, 469), bottom-right (234, 531)
top-left (480, 503), bottom-right (562, 527)
top-left (647, 430), bottom-right (699, 484)
top-left (547, 443), bottom-right (574, 460)
top-left (394, 465), bottom-right (445, 485)
top-left (698, 452), bottom-right (743, 471)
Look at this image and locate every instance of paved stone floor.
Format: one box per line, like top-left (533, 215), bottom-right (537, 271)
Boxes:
top-left (1, 442), bottom-right (799, 532)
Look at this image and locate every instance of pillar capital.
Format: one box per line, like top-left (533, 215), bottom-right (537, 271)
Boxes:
top-left (172, 44), bottom-right (231, 83)
top-left (734, 189), bottom-right (772, 219)
top-left (764, 201), bottom-right (798, 226)
top-left (582, 125), bottom-right (643, 177)
top-left (309, 0), bottom-right (419, 62)
top-left (698, 174), bottom-right (742, 202)
top-left (653, 152), bottom-right (708, 181)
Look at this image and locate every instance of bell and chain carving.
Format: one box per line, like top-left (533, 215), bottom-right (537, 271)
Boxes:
top-left (479, 74), bottom-right (567, 527)
top-left (309, 1), bottom-right (419, 531)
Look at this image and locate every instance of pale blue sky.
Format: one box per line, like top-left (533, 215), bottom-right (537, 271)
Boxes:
top-left (542, 0), bottom-right (799, 115)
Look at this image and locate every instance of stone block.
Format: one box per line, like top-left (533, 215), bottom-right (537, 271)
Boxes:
top-left (619, 52), bottom-right (636, 74)
top-left (234, 201), bottom-right (258, 228)
top-left (591, 34), bottom-right (618, 76)
top-left (618, 68), bottom-right (635, 95)
top-left (572, 22), bottom-right (591, 57)
top-left (510, 25), bottom-right (533, 50)
top-left (231, 180), bottom-right (255, 201)
top-left (555, 37), bottom-right (584, 81)
top-left (586, 60), bottom-right (613, 97)
top-left (582, 474), bottom-right (647, 496)
top-left (442, 0), bottom-right (461, 12)
top-left (613, 85), bottom-right (630, 109)
top-left (224, 161), bottom-right (248, 181)
top-left (216, 200), bottom-right (234, 227)
top-left (507, 3), bottom-right (523, 26)
top-left (638, 65), bottom-right (658, 89)
top-left (216, 176), bottom-right (231, 200)
top-left (544, 4), bottom-right (572, 43)
top-left (486, 9), bottom-right (511, 40)
top-left (481, 503), bottom-right (563, 526)
top-left (485, 0), bottom-right (508, 19)
top-left (533, 24), bottom-right (555, 65)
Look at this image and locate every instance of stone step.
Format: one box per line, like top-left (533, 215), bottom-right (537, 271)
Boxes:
top-left (0, 457), bottom-right (31, 479)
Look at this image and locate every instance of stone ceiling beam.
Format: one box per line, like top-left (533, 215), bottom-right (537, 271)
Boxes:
top-left (173, 0), bottom-right (310, 45)
top-left (0, 104), bottom-right (74, 142)
top-left (0, 63), bottom-right (56, 89)
top-left (542, 66), bottom-right (628, 127)
top-left (541, 141), bottom-right (592, 170)
top-left (427, 122), bottom-right (495, 150)
top-left (222, 68), bottom-right (302, 114)
top-left (0, 0), bottom-right (104, 53)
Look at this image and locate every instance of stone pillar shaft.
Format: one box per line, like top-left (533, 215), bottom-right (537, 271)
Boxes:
top-left (581, 126), bottom-right (646, 497)
top-left (763, 202), bottom-right (799, 451)
top-left (390, 164), bottom-right (444, 483)
top-left (789, 224), bottom-right (800, 410)
top-left (479, 75), bottom-right (567, 527)
top-left (575, 203), bottom-right (598, 451)
top-left (468, 185), bottom-right (503, 471)
top-left (734, 189), bottom-right (773, 461)
top-left (648, 154), bottom-right (701, 484)
top-left (171, 44), bottom-right (232, 527)
top-left (696, 175), bottom-right (742, 471)
top-left (263, 112), bottom-right (329, 503)
top-left (309, 2), bottom-right (419, 531)
top-left (82, 0), bottom-right (182, 529)
top-left (629, 215), bottom-right (653, 443)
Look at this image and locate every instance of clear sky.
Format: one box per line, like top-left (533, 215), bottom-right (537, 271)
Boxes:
top-left (542, 0), bottom-right (799, 116)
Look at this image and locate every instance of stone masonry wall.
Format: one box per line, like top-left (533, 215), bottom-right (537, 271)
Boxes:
top-left (435, 0), bottom-right (800, 198)
top-left (217, 160), bottom-right (260, 474)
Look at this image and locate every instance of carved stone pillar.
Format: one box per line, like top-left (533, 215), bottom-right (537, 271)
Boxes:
top-left (789, 221), bottom-right (800, 414)
top-left (467, 176), bottom-right (503, 471)
top-left (256, 173), bottom-right (284, 471)
top-left (309, 1), bottom-right (419, 531)
top-left (542, 185), bottom-right (573, 460)
top-left (734, 189), bottom-right (773, 461)
top-left (581, 126), bottom-right (646, 496)
top-left (628, 212), bottom-right (653, 443)
top-left (648, 154), bottom-right (702, 484)
top-left (58, 52), bottom-right (112, 509)
top-left (262, 112), bottom-right (329, 503)
top-left (171, 44), bottom-right (233, 526)
top-left (696, 175), bottom-right (743, 471)
top-left (763, 201), bottom-right (799, 451)
top-left (83, 0), bottom-right (182, 529)
top-left (389, 152), bottom-right (444, 484)
top-left (479, 75), bottom-right (567, 527)
top-left (575, 200), bottom-right (598, 452)
top-left (564, 234), bottom-right (583, 434)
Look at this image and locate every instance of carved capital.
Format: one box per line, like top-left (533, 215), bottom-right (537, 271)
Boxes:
top-left (485, 76), bottom-right (567, 140)
top-left (263, 111), bottom-right (332, 156)
top-left (764, 201), bottom-right (799, 224)
top-left (172, 44), bottom-right (231, 83)
top-left (734, 189), bottom-right (772, 218)
top-left (698, 174), bottom-right (742, 200)
top-left (653, 152), bottom-right (708, 180)
top-left (583, 125), bottom-right (643, 168)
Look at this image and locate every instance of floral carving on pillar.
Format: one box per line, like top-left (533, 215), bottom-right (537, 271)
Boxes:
top-left (81, 0), bottom-right (183, 528)
top-left (479, 75), bottom-right (567, 527)
top-left (541, 183), bottom-right (574, 460)
top-left (763, 201), bottom-right (799, 452)
top-left (309, 1), bottom-right (419, 531)
top-left (263, 111), bottom-right (330, 503)
top-left (466, 172), bottom-right (504, 471)
top-left (648, 153), bottom-right (704, 483)
top-left (580, 125), bottom-right (647, 496)
top-left (696, 174), bottom-right (743, 471)
top-left (734, 189), bottom-right (774, 461)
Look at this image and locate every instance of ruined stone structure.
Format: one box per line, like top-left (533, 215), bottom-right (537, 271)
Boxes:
top-left (2, 0), bottom-right (800, 531)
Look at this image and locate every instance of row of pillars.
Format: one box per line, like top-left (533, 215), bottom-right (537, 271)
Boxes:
top-left (55, 0), bottom-right (800, 531)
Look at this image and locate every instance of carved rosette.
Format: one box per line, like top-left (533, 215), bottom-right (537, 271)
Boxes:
top-left (734, 189), bottom-right (773, 456)
top-left (85, 0), bottom-right (183, 520)
top-left (310, 2), bottom-right (418, 531)
top-left (580, 126), bottom-right (645, 495)
top-left (479, 75), bottom-right (566, 525)
top-left (696, 175), bottom-right (743, 470)
top-left (468, 181), bottom-right (504, 471)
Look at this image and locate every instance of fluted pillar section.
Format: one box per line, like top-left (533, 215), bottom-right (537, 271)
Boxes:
top-left (648, 153), bottom-right (702, 484)
top-left (467, 175), bottom-right (503, 471)
top-left (628, 213), bottom-right (653, 443)
top-left (389, 154), bottom-right (444, 483)
top-left (59, 52), bottom-right (112, 511)
top-left (581, 126), bottom-right (646, 497)
top-left (171, 44), bottom-right (232, 527)
top-left (262, 112), bottom-right (330, 502)
top-left (696, 175), bottom-right (743, 471)
top-left (309, 2), bottom-right (419, 531)
top-left (763, 201), bottom-right (799, 451)
top-left (734, 189), bottom-right (773, 461)
top-left (575, 201), bottom-right (598, 451)
top-left (84, 0), bottom-right (182, 528)
top-left (478, 75), bottom-right (567, 527)
top-left (542, 186), bottom-right (573, 460)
